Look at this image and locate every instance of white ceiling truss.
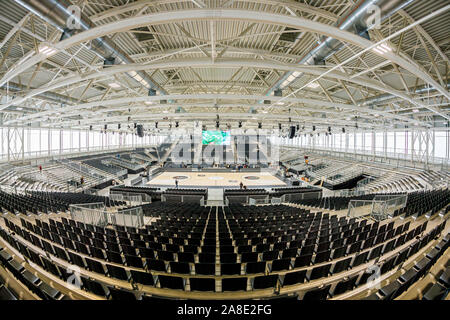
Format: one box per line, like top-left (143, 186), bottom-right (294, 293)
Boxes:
top-left (0, 1), bottom-right (448, 133)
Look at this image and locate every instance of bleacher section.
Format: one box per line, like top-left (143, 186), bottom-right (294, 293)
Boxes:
top-left (295, 189), bottom-right (449, 220)
top-left (0, 191), bottom-right (124, 216)
top-left (0, 201), bottom-right (447, 300)
top-left (163, 189), bottom-right (207, 203)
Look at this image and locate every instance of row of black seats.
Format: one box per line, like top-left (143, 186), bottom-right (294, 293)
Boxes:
top-left (395, 189), bottom-right (450, 218)
top-left (29, 191), bottom-right (126, 208)
top-left (0, 190), bottom-right (66, 215)
top-left (3, 214), bottom-right (423, 285)
top-left (366, 232), bottom-right (449, 300)
top-left (0, 245), bottom-right (65, 300)
top-left (2, 219), bottom-right (443, 299)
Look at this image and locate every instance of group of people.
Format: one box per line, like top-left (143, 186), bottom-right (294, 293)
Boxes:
top-left (239, 182), bottom-right (248, 190)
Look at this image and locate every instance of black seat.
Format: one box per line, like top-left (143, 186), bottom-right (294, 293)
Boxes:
top-left (108, 286), bottom-right (137, 300)
top-left (106, 264), bottom-right (129, 281)
top-left (170, 261), bottom-right (190, 274)
top-left (302, 284), bottom-right (331, 300)
top-left (190, 278), bottom-right (215, 292)
top-left (271, 259), bottom-right (291, 272)
top-left (125, 255), bottom-right (145, 269)
top-left (221, 263), bottom-right (241, 275)
top-left (438, 267), bottom-right (449, 287)
top-left (38, 282), bottom-right (61, 300)
top-left (422, 282), bottom-right (447, 300)
top-left (178, 252), bottom-right (195, 263)
top-left (253, 275), bottom-right (278, 290)
top-left (195, 263), bottom-right (215, 275)
top-left (85, 257), bottom-right (106, 275)
top-left (379, 280), bottom-right (402, 300)
top-left (262, 251), bottom-right (279, 261)
top-left (158, 275), bottom-right (184, 290)
top-left (222, 277), bottom-right (247, 292)
top-left (157, 250), bottom-right (174, 262)
top-left (282, 270), bottom-right (307, 286)
top-left (314, 250), bottom-right (330, 264)
top-left (139, 248), bottom-right (155, 259)
top-left (331, 257), bottom-right (352, 274)
top-left (0, 285), bottom-right (17, 300)
top-left (81, 276), bottom-right (107, 297)
top-left (308, 264), bottom-right (331, 281)
top-left (294, 255), bottom-right (312, 268)
top-left (246, 261), bottom-right (266, 274)
top-left (147, 259), bottom-right (166, 272)
top-left (241, 252), bottom-right (258, 263)
top-left (199, 253), bottom-right (215, 264)
top-left (332, 276), bottom-right (357, 296)
top-left (106, 251), bottom-right (123, 264)
top-left (220, 253), bottom-right (237, 263)
top-left (130, 270), bottom-right (154, 286)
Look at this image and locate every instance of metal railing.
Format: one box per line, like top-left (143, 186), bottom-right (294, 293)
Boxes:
top-left (69, 202), bottom-right (144, 228)
top-left (347, 194), bottom-right (407, 221)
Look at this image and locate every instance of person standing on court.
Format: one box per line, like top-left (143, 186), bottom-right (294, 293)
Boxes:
top-left (175, 179), bottom-right (179, 189)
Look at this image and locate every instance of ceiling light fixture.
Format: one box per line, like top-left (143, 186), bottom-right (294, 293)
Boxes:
top-left (108, 82), bottom-right (121, 89)
top-left (307, 82), bottom-right (319, 89)
top-left (39, 45), bottom-right (57, 57)
top-left (373, 43), bottom-right (392, 55)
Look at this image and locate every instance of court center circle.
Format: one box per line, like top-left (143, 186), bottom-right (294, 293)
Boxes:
top-left (244, 176), bottom-right (261, 180)
top-left (172, 176), bottom-right (189, 180)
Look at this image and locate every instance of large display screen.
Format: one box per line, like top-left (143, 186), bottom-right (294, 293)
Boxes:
top-left (202, 131), bottom-right (231, 145)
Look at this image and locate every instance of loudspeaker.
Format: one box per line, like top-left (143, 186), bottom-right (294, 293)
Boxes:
top-left (137, 125), bottom-right (144, 138)
top-left (289, 126), bottom-right (296, 139)
top-left (103, 57), bottom-right (115, 67)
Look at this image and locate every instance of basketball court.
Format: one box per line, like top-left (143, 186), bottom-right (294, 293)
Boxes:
top-left (146, 171), bottom-right (287, 188)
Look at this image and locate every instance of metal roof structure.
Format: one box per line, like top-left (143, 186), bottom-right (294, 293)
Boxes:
top-left (0, 0), bottom-right (448, 135)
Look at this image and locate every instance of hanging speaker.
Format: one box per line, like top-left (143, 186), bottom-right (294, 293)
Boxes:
top-left (289, 126), bottom-right (296, 139)
top-left (137, 125), bottom-right (144, 138)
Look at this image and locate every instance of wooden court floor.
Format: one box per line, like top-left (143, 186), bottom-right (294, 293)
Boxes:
top-left (146, 171), bottom-right (287, 187)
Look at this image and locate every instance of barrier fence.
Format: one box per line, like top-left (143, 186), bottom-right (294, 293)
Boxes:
top-left (69, 202), bottom-right (145, 228)
top-left (347, 194), bottom-right (407, 221)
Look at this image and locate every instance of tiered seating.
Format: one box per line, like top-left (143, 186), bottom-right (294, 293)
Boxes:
top-left (271, 187), bottom-right (321, 197)
top-left (0, 244), bottom-right (66, 300)
top-left (0, 166), bottom-right (67, 192)
top-left (0, 201), bottom-right (445, 300)
top-left (363, 172), bottom-right (423, 194)
top-left (224, 189), bottom-right (269, 195)
top-left (110, 186), bottom-right (161, 202)
top-left (294, 194), bottom-right (386, 211)
top-left (365, 232), bottom-right (449, 300)
top-left (225, 189), bottom-right (270, 204)
top-left (163, 189), bottom-right (207, 203)
top-left (141, 202), bottom-right (209, 219)
top-left (418, 170), bottom-right (450, 189)
top-left (83, 158), bottom-right (126, 177)
top-left (0, 190), bottom-right (125, 215)
top-left (393, 189), bottom-right (450, 218)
